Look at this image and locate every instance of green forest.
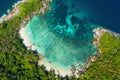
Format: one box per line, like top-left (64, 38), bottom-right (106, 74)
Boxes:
top-left (0, 0), bottom-right (120, 80)
top-left (79, 32), bottom-right (120, 80)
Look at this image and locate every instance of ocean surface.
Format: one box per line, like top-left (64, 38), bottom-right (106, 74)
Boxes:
top-left (0, 0), bottom-right (20, 17)
top-left (0, 0), bottom-right (119, 32)
top-left (1, 0), bottom-right (120, 75)
top-left (22, 0), bottom-right (120, 74)
top-left (24, 0), bottom-right (99, 72)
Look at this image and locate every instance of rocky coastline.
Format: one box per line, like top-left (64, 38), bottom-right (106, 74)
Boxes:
top-left (80, 27), bottom-right (120, 75)
top-left (93, 27), bottom-right (120, 53)
top-left (0, 0), bottom-right (51, 23)
top-left (19, 0), bottom-right (51, 50)
top-left (1, 0), bottom-right (119, 78)
top-left (0, 0), bottom-right (28, 23)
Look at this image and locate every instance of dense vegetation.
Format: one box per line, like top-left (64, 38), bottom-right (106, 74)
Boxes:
top-left (0, 0), bottom-right (59, 80)
top-left (0, 0), bottom-right (120, 79)
top-left (79, 32), bottom-right (120, 80)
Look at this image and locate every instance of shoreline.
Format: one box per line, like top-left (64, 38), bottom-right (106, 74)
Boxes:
top-left (38, 58), bottom-right (72, 77)
top-left (19, 25), bottom-right (83, 77)
top-left (19, 0), bottom-right (51, 50)
top-left (0, 0), bottom-right (88, 77)
top-left (18, 0), bottom-right (75, 77)
top-left (88, 27), bottom-right (120, 69)
top-left (0, 0), bottom-right (28, 23)
top-left (80, 27), bottom-right (120, 76)
top-left (18, 0), bottom-right (73, 78)
top-left (19, 1), bottom-right (106, 77)
top-left (93, 27), bottom-right (120, 53)
top-left (2, 0), bottom-right (118, 78)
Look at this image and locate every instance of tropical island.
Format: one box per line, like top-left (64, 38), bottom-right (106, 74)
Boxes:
top-left (0, 0), bottom-right (120, 80)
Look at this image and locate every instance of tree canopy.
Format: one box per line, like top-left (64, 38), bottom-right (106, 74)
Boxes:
top-left (0, 0), bottom-right (120, 79)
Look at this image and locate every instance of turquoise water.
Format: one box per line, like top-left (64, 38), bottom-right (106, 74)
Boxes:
top-left (0, 0), bottom-right (120, 76)
top-left (25, 15), bottom-right (97, 67)
top-left (24, 0), bottom-right (98, 71)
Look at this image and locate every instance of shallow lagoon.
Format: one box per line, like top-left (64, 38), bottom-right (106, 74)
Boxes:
top-left (20, 0), bottom-right (120, 76)
top-left (22, 0), bottom-right (100, 75)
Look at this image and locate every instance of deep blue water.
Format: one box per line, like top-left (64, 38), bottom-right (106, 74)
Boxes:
top-left (23, 0), bottom-right (99, 74)
top-left (0, 0), bottom-right (20, 17)
top-left (1, 0), bottom-right (120, 75)
top-left (48, 0), bottom-right (120, 33)
top-left (81, 0), bottom-right (120, 33)
top-left (0, 0), bottom-right (120, 32)
top-left (20, 0), bottom-right (120, 75)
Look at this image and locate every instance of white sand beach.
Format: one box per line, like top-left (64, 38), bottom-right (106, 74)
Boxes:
top-left (38, 58), bottom-right (72, 77)
top-left (19, 27), bottom-right (37, 50)
top-left (7, 0), bottom-right (95, 77)
top-left (18, 0), bottom-right (73, 77)
top-left (19, 26), bottom-right (73, 77)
